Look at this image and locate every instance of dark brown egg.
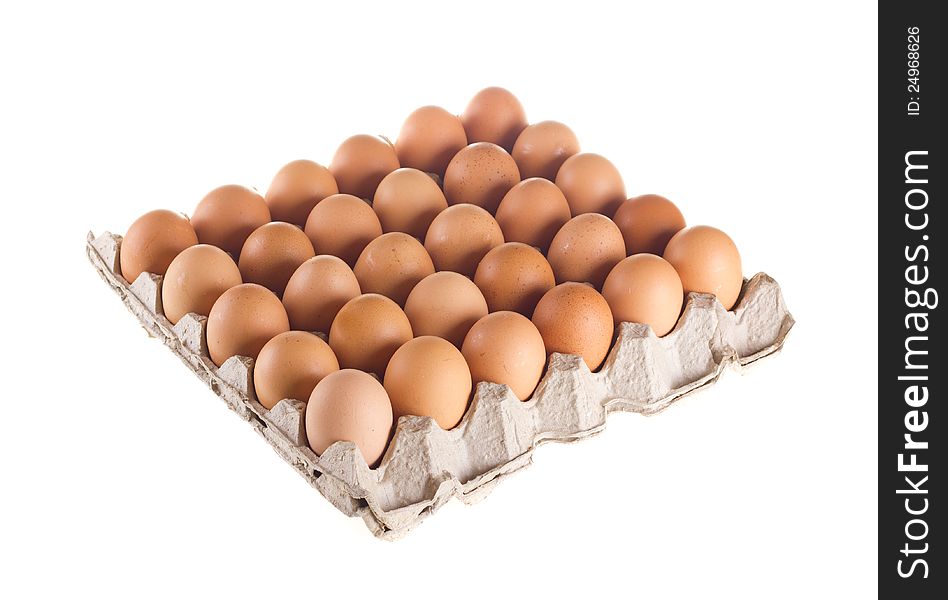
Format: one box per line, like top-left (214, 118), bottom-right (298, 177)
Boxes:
top-left (612, 194), bottom-right (686, 255)
top-left (443, 142), bottom-right (520, 214)
top-left (238, 222), bottom-right (315, 296)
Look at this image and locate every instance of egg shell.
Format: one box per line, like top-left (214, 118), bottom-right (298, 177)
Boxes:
top-left (394, 106), bottom-right (468, 175)
top-left (354, 232), bottom-right (435, 306)
top-left (253, 331), bottom-right (340, 410)
top-left (303, 193), bottom-right (383, 267)
top-left (206, 283), bottom-right (290, 367)
top-left (612, 194), bottom-right (686, 255)
top-left (161, 244), bottom-right (242, 325)
top-left (602, 254), bottom-right (684, 337)
top-left (460, 87), bottom-right (528, 151)
top-left (120, 209), bottom-right (199, 284)
top-left (443, 142), bottom-right (521, 214)
top-left (511, 120), bottom-right (580, 180)
top-left (494, 178), bottom-right (572, 253)
top-left (238, 222), bottom-right (315, 297)
top-left (424, 203), bottom-right (505, 278)
top-left (663, 225), bottom-right (743, 311)
top-left (404, 271), bottom-right (488, 348)
top-left (373, 168), bottom-right (448, 239)
top-left (264, 159), bottom-right (339, 227)
top-left (554, 153), bottom-right (626, 216)
top-left (282, 255), bottom-right (361, 334)
top-left (532, 282), bottom-right (614, 372)
top-left (306, 369), bottom-right (394, 468)
top-left (328, 293), bottom-right (413, 376)
top-left (462, 311), bottom-right (546, 401)
top-left (329, 134), bottom-right (400, 199)
top-left (547, 213), bottom-right (626, 290)
top-left (383, 336), bottom-right (472, 431)
top-left (473, 242), bottom-right (555, 317)
top-left (191, 185), bottom-right (271, 257)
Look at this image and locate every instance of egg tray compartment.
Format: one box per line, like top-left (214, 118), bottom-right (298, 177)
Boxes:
top-left (86, 230), bottom-right (794, 539)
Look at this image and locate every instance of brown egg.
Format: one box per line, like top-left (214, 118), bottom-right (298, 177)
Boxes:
top-left (306, 369), bottom-right (394, 467)
top-left (532, 282), bottom-right (614, 371)
top-left (663, 225), bottom-right (743, 311)
top-left (329, 134), bottom-right (400, 199)
top-left (384, 336), bottom-right (472, 430)
top-left (238, 222), bottom-right (315, 296)
top-left (613, 194), bottom-right (686, 255)
top-left (462, 311), bottom-right (547, 401)
top-left (425, 204), bottom-right (505, 277)
top-left (353, 232), bottom-right (435, 306)
top-left (547, 214), bottom-right (626, 289)
top-left (443, 142), bottom-right (521, 214)
top-left (303, 193), bottom-right (383, 266)
top-left (282, 255), bottom-right (361, 333)
top-left (253, 331), bottom-right (339, 410)
top-left (161, 244), bottom-right (242, 325)
top-left (404, 272), bottom-right (488, 348)
top-left (460, 86), bottom-right (528, 151)
top-left (474, 242), bottom-right (555, 316)
top-left (602, 254), bottom-right (684, 337)
top-left (191, 185), bottom-right (271, 256)
top-left (206, 283), bottom-right (290, 367)
top-left (555, 153), bottom-right (626, 216)
top-left (120, 209), bottom-right (198, 284)
top-left (394, 106), bottom-right (468, 175)
top-left (494, 178), bottom-right (572, 252)
top-left (511, 121), bottom-right (580, 180)
top-left (328, 293), bottom-right (413, 376)
top-left (264, 159), bottom-right (338, 227)
top-left (373, 168), bottom-right (448, 239)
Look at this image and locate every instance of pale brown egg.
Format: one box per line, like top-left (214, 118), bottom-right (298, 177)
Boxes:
top-left (511, 121), bottom-right (580, 180)
top-left (494, 178), bottom-right (572, 253)
top-left (306, 369), bottom-right (394, 467)
top-left (462, 311), bottom-right (547, 401)
top-left (191, 185), bottom-right (271, 256)
top-left (206, 283), bottom-right (290, 367)
top-left (282, 255), bottom-right (361, 333)
top-left (303, 193), bottom-right (383, 266)
top-left (354, 232), bottom-right (435, 306)
top-left (404, 272), bottom-right (488, 348)
top-left (532, 282), bottom-right (614, 371)
top-left (547, 214), bottom-right (626, 289)
top-left (264, 159), bottom-right (338, 227)
top-left (460, 86), bottom-right (528, 151)
top-left (443, 142), bottom-right (521, 214)
top-left (474, 242), bottom-right (555, 316)
top-left (373, 168), bottom-right (448, 239)
top-left (424, 203), bottom-right (505, 277)
top-left (253, 331), bottom-right (339, 410)
top-left (384, 336), bottom-right (472, 430)
top-left (663, 225), bottom-right (743, 311)
top-left (161, 244), bottom-right (242, 325)
top-left (602, 254), bottom-right (684, 337)
top-left (328, 293), bottom-right (413, 376)
top-left (612, 194), bottom-right (686, 255)
top-left (120, 209), bottom-right (198, 284)
top-left (329, 134), bottom-right (400, 199)
top-left (394, 106), bottom-right (468, 175)
top-left (238, 222), bottom-right (315, 296)
top-left (555, 153), bottom-right (626, 216)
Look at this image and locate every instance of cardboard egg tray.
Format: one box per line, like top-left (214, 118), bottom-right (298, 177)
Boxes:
top-left (86, 229), bottom-right (794, 539)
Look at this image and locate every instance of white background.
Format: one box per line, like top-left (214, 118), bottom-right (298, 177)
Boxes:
top-left (0, 1), bottom-right (877, 598)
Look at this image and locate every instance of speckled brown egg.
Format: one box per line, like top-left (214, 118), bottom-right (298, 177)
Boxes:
top-left (354, 232), bottom-right (435, 306)
top-left (394, 106), bottom-right (468, 175)
top-left (329, 134), bottom-right (400, 199)
top-left (328, 293), bottom-right (413, 376)
top-left (460, 87), bottom-right (528, 151)
top-left (532, 282), bottom-right (614, 371)
top-left (555, 153), bottom-right (626, 216)
top-left (282, 255), bottom-right (361, 334)
top-left (474, 242), bottom-right (555, 316)
top-left (253, 331), bottom-right (339, 410)
top-left (424, 204), bottom-right (505, 277)
top-left (547, 214), bottom-right (626, 289)
top-left (303, 193), bottom-right (383, 266)
top-left (494, 178), bottom-right (572, 253)
top-left (602, 254), bottom-right (684, 337)
top-left (462, 311), bottom-right (547, 401)
top-left (404, 271), bottom-right (488, 348)
top-left (443, 142), bottom-right (520, 214)
top-left (191, 185), bottom-right (271, 257)
top-left (264, 159), bottom-right (338, 227)
top-left (663, 225), bottom-right (743, 311)
top-left (612, 194), bottom-right (686, 255)
top-left (238, 222), bottom-right (315, 296)
top-left (373, 168), bottom-right (448, 239)
top-left (206, 283), bottom-right (290, 367)
top-left (161, 244), bottom-right (242, 325)
top-left (120, 209), bottom-right (199, 284)
top-left (511, 121), bottom-right (580, 180)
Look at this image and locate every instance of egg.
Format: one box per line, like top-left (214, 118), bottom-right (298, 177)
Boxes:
top-left (554, 153), bottom-right (626, 216)
top-left (120, 209), bottom-right (198, 284)
top-left (394, 106), bottom-right (468, 175)
top-left (511, 121), bottom-right (580, 180)
top-left (424, 203), bottom-right (504, 277)
top-left (443, 142), bottom-right (521, 214)
top-left (237, 222), bottom-right (315, 296)
top-left (547, 214), bottom-right (626, 289)
top-left (460, 87), bottom-right (528, 151)
top-left (473, 242), bottom-right (555, 316)
top-left (602, 254), bottom-right (684, 337)
top-left (494, 178), bottom-right (571, 252)
top-left (282, 255), bottom-right (361, 333)
top-left (306, 369), bottom-right (394, 467)
top-left (532, 282), bottom-right (614, 371)
top-left (461, 311), bottom-right (546, 401)
top-left (206, 283), bottom-right (290, 367)
top-left (404, 272), bottom-right (488, 348)
top-left (373, 168), bottom-right (448, 239)
top-left (328, 293), bottom-right (413, 376)
top-left (303, 193), bottom-right (383, 266)
top-left (253, 331), bottom-right (339, 410)
top-left (383, 336), bottom-right (472, 430)
top-left (354, 232), bottom-right (435, 306)
top-left (329, 134), bottom-right (400, 199)
top-left (663, 225), bottom-right (743, 311)
top-left (161, 244), bottom-right (242, 325)
top-left (191, 185), bottom-right (271, 256)
top-left (264, 159), bottom-right (338, 226)
top-left (612, 194), bottom-right (686, 255)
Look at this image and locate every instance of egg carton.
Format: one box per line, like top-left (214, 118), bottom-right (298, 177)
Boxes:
top-left (86, 229), bottom-right (794, 539)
